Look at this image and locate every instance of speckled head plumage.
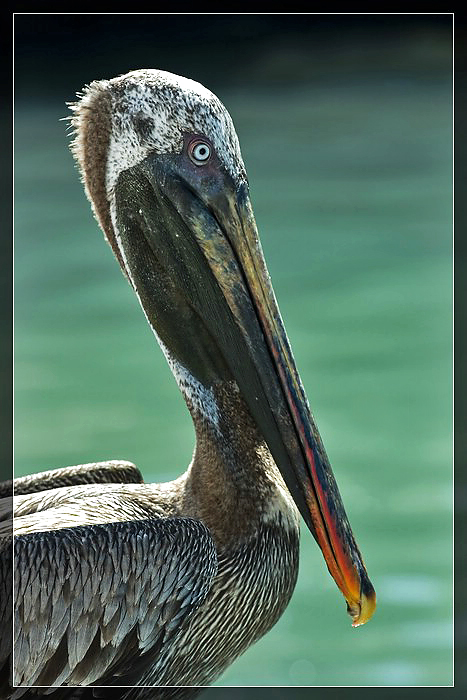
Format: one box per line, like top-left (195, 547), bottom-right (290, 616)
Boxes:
top-left (69, 69), bottom-right (247, 263)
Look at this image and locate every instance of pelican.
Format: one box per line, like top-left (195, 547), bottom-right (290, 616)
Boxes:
top-left (3, 69), bottom-right (375, 697)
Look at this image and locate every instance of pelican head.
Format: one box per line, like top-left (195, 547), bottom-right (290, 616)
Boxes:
top-left (70, 69), bottom-right (375, 626)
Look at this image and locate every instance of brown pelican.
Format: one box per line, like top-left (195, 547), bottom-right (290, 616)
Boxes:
top-left (4, 69), bottom-right (375, 697)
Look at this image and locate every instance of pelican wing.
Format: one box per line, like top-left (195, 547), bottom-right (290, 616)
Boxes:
top-left (2, 462), bottom-right (144, 498)
top-left (11, 517), bottom-right (217, 689)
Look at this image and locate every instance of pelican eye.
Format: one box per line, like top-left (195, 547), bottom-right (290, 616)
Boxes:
top-left (188, 140), bottom-right (211, 165)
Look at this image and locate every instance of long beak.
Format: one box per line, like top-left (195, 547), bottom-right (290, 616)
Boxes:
top-left (114, 158), bottom-right (376, 626)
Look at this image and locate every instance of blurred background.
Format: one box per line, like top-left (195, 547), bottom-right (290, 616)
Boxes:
top-left (14, 13), bottom-right (453, 689)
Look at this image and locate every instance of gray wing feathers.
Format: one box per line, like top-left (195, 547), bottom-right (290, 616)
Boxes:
top-left (13, 518), bottom-right (217, 689)
top-left (7, 462), bottom-right (144, 497)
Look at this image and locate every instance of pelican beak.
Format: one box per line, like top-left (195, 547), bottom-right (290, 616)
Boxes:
top-left (113, 152), bottom-right (376, 627)
top-left (195, 182), bottom-right (375, 627)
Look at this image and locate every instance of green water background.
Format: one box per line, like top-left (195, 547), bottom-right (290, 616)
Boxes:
top-left (14, 16), bottom-right (452, 688)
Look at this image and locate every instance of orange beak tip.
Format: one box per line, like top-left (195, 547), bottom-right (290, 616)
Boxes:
top-left (348, 588), bottom-right (377, 627)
